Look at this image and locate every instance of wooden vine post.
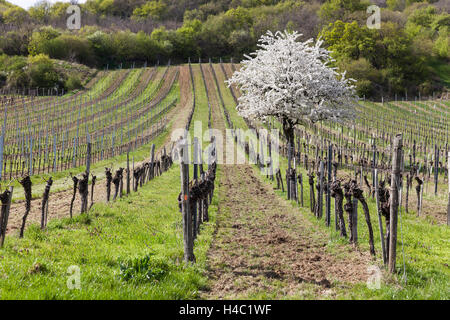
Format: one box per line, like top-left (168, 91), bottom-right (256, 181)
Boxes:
top-left (179, 138), bottom-right (195, 263)
top-left (126, 148), bottom-right (130, 195)
top-left (193, 137), bottom-right (199, 239)
top-left (318, 161), bottom-right (324, 219)
top-left (80, 135), bottom-right (91, 214)
top-left (105, 168), bottom-right (112, 202)
top-left (19, 176), bottom-right (32, 238)
top-left (41, 178), bottom-right (53, 229)
top-left (0, 132), bottom-right (4, 182)
top-left (308, 173), bottom-right (315, 213)
top-left (299, 173), bottom-right (303, 207)
top-left (0, 186), bottom-right (13, 247)
top-left (434, 145), bottom-right (439, 196)
top-left (333, 162), bottom-right (339, 231)
top-left (326, 145), bottom-right (332, 226)
top-left (447, 151), bottom-right (450, 226)
top-left (352, 197), bottom-right (358, 244)
top-left (389, 134), bottom-right (402, 273)
top-left (90, 175), bottom-right (96, 210)
top-left (0, 106), bottom-right (6, 181)
top-left (287, 142), bottom-right (292, 200)
top-left (374, 169), bottom-right (387, 264)
top-left (151, 144), bottom-right (155, 179)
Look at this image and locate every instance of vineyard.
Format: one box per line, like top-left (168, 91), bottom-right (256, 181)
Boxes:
top-left (0, 60), bottom-right (448, 300)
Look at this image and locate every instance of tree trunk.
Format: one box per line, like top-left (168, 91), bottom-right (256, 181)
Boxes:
top-left (78, 173), bottom-right (89, 213)
top-left (389, 134), bottom-right (403, 273)
top-left (330, 180), bottom-right (347, 237)
top-left (90, 175), bottom-right (96, 210)
top-left (352, 182), bottom-right (376, 256)
top-left (308, 173), bottom-right (315, 213)
top-left (105, 168), bottom-right (112, 202)
top-left (41, 178), bottom-right (53, 229)
top-left (343, 181), bottom-right (354, 243)
top-left (69, 175), bottom-right (78, 218)
top-left (19, 176), bottom-right (32, 238)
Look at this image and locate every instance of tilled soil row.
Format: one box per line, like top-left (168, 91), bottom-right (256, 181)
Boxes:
top-left (3, 70), bottom-right (128, 134)
top-left (6, 68), bottom-right (152, 146)
top-left (3, 68), bottom-right (166, 181)
top-left (201, 63), bottom-right (371, 299)
top-left (6, 66), bottom-right (193, 236)
top-left (0, 70), bottom-right (103, 114)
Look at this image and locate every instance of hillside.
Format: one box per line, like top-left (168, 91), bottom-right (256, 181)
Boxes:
top-left (0, 0), bottom-right (449, 97)
top-left (0, 0), bottom-right (16, 12)
top-left (0, 63), bottom-right (448, 300)
top-left (0, 54), bottom-right (97, 92)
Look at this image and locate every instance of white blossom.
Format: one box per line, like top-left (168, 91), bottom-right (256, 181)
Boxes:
top-left (227, 30), bottom-right (358, 127)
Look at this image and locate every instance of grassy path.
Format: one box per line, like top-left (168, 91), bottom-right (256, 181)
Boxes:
top-left (0, 163), bottom-right (217, 299)
top-left (200, 63), bottom-right (371, 299)
top-left (207, 63), bottom-right (449, 299)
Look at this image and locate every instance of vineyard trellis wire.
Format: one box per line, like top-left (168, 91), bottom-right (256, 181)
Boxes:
top-left (214, 58), bottom-right (449, 275)
top-left (0, 60), bottom-right (448, 273)
top-left (0, 63), bottom-right (179, 181)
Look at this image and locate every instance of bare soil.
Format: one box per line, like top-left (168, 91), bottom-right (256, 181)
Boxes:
top-left (6, 66), bottom-right (192, 236)
top-left (203, 164), bottom-right (371, 299)
top-left (200, 63), bottom-right (372, 299)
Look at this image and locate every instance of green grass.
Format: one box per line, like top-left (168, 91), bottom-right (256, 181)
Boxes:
top-left (249, 139), bottom-right (450, 299)
top-left (8, 67), bottom-right (177, 202)
top-left (256, 132), bottom-right (450, 300)
top-left (0, 64), bottom-right (220, 300)
top-left (0, 162), bottom-right (220, 299)
top-left (1, 64), bottom-right (448, 300)
top-left (189, 64), bottom-right (211, 138)
top-left (429, 58), bottom-right (450, 88)
top-left (217, 68), bottom-right (450, 300)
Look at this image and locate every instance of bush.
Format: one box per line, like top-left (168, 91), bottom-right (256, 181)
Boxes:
top-left (119, 253), bottom-right (173, 283)
top-left (132, 1), bottom-right (167, 21)
top-left (0, 31), bottom-right (29, 56)
top-left (2, 7), bottom-right (30, 25)
top-left (433, 28), bottom-right (449, 59)
top-left (58, 35), bottom-right (94, 66)
top-left (28, 26), bottom-right (61, 56)
top-left (0, 71), bottom-right (7, 87)
top-left (338, 58), bottom-right (382, 97)
top-left (65, 74), bottom-right (83, 91)
top-left (7, 69), bottom-right (29, 88)
top-left (28, 54), bottom-right (60, 88)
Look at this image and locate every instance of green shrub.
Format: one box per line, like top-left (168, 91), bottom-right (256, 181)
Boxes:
top-left (28, 54), bottom-right (60, 88)
top-left (0, 71), bottom-right (7, 87)
top-left (433, 28), bottom-right (449, 59)
top-left (119, 253), bottom-right (172, 283)
top-left (65, 74), bottom-right (83, 91)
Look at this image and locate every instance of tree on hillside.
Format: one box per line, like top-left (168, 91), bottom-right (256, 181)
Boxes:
top-left (29, 0), bottom-right (52, 24)
top-left (3, 6), bottom-right (30, 25)
top-left (319, 0), bottom-right (369, 24)
top-left (227, 30), bottom-right (357, 150)
top-left (132, 0), bottom-right (167, 21)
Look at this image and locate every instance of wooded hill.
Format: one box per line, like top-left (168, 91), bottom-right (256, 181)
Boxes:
top-left (0, 0), bottom-right (449, 97)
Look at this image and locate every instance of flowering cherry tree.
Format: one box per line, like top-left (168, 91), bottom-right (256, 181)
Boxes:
top-left (227, 30), bottom-right (358, 147)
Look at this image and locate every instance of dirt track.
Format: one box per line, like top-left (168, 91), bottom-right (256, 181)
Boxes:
top-left (201, 63), bottom-right (371, 299)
